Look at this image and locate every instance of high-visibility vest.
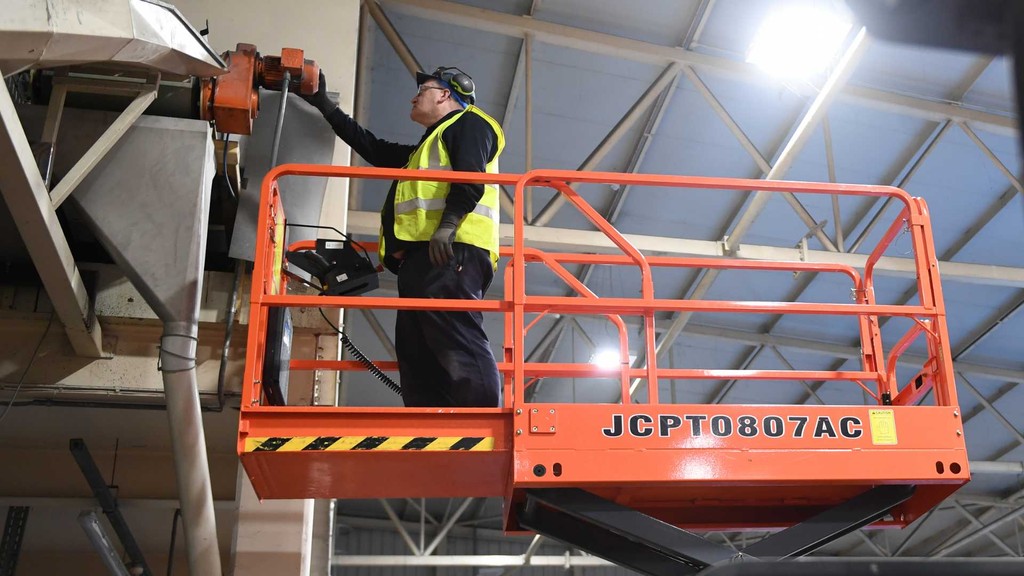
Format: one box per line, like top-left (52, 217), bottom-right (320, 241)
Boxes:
top-left (381, 105), bottom-right (505, 268)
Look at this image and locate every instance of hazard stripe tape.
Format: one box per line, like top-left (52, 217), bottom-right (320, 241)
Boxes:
top-left (245, 436), bottom-right (494, 453)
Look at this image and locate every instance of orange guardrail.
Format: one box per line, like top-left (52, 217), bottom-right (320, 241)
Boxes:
top-left (239, 165), bottom-right (967, 532)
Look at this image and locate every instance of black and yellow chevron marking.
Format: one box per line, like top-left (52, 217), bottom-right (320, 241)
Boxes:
top-left (245, 436), bottom-right (494, 453)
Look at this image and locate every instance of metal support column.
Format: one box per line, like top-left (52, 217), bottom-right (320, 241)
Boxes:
top-left (0, 67), bottom-right (104, 358)
top-left (69, 439), bottom-right (153, 576)
top-left (0, 506), bottom-right (30, 576)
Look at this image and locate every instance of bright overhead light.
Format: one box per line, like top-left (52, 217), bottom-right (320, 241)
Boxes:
top-left (746, 3), bottom-right (852, 78)
top-left (590, 349), bottom-right (636, 370)
top-left (591, 349), bottom-right (622, 370)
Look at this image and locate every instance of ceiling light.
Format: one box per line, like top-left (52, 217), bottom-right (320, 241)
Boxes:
top-left (591, 349), bottom-right (636, 370)
top-left (747, 3), bottom-right (852, 78)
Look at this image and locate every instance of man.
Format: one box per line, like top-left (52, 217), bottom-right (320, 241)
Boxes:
top-left (302, 66), bottom-right (503, 408)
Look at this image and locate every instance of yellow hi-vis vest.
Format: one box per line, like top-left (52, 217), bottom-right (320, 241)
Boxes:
top-left (380, 105), bottom-right (505, 268)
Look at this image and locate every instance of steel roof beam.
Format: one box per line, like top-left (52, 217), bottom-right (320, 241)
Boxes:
top-left (949, 501), bottom-right (1019, 556)
top-left (345, 210), bottom-right (1024, 288)
top-left (623, 30), bottom-right (868, 395)
top-left (531, 63), bottom-right (681, 226)
top-left (381, 0), bottom-right (1017, 135)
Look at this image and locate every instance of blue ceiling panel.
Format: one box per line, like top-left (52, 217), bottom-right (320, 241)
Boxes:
top-left (851, 40), bottom-right (989, 102)
top-left (695, 71), bottom-right (807, 165)
top-left (941, 282), bottom-right (1022, 350)
top-left (610, 78), bottom-right (769, 241)
top-left (536, 0), bottom-right (698, 46)
top-left (449, 0), bottom-right (534, 16)
top-left (961, 56), bottom-right (1015, 116)
top-left (366, 12), bottom-right (521, 137)
top-left (826, 101), bottom-right (936, 185)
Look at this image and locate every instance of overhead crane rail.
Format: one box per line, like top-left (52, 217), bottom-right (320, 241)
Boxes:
top-left (240, 166), bottom-right (967, 559)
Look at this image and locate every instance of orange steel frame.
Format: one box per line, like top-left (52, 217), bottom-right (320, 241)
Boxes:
top-left (240, 165), bottom-right (968, 532)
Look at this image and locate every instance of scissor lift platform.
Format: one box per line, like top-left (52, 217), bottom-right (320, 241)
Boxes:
top-left (240, 166), bottom-right (968, 570)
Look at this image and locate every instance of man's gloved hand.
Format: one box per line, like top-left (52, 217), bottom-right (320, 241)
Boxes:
top-left (428, 215), bottom-right (460, 267)
top-left (301, 70), bottom-right (336, 115)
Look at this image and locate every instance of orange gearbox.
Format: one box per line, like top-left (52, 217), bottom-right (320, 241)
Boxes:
top-left (199, 43), bottom-right (320, 135)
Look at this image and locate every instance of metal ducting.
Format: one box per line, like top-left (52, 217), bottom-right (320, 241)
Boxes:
top-left (0, 0), bottom-right (224, 77)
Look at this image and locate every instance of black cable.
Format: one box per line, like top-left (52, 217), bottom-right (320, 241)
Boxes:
top-left (0, 313), bottom-right (54, 426)
top-left (317, 308), bottom-right (401, 395)
top-left (167, 508), bottom-right (181, 576)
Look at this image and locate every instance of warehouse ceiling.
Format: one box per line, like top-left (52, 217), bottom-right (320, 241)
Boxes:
top-left (3, 0), bottom-right (1024, 570)
top-left (331, 0), bottom-right (1024, 562)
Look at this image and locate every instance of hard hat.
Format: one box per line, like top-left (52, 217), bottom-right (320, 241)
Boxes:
top-left (416, 66), bottom-right (476, 105)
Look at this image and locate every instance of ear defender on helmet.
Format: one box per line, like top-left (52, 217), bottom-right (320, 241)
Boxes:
top-left (433, 66), bottom-right (476, 105)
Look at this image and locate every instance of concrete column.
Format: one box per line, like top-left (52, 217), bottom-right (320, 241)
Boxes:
top-left (230, 466), bottom-right (314, 576)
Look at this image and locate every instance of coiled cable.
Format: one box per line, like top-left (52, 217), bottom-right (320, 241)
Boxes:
top-left (318, 308), bottom-right (400, 395)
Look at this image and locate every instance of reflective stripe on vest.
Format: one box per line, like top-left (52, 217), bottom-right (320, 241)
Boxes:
top-left (383, 106), bottom-right (505, 268)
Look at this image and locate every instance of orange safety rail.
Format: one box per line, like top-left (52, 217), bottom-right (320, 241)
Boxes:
top-left (240, 165), bottom-right (967, 533)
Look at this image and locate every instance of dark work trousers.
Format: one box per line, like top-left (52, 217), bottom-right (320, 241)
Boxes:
top-left (395, 243), bottom-right (501, 407)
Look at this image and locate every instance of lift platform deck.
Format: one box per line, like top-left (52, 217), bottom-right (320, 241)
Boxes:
top-left (240, 166), bottom-right (968, 568)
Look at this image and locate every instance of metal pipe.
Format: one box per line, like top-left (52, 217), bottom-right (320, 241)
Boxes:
top-left (160, 323), bottom-right (222, 575)
top-left (270, 71), bottom-right (291, 168)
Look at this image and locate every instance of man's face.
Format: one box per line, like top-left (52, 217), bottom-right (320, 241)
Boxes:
top-left (410, 80), bottom-right (449, 125)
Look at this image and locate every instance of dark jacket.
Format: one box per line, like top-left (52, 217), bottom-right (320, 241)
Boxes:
top-left (323, 107), bottom-right (499, 272)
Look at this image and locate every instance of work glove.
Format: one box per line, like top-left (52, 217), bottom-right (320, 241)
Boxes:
top-left (301, 70), bottom-right (336, 115)
top-left (428, 215), bottom-right (460, 268)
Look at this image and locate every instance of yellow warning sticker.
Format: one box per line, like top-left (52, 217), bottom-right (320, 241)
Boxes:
top-left (869, 409), bottom-right (897, 445)
top-left (270, 209), bottom-right (285, 295)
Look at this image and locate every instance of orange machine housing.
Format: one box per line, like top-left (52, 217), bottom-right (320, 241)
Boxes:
top-left (238, 165), bottom-right (969, 535)
top-left (199, 43), bottom-right (319, 135)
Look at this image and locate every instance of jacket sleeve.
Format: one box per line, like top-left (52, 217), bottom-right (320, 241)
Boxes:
top-left (323, 108), bottom-right (416, 168)
top-left (439, 112), bottom-right (498, 222)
